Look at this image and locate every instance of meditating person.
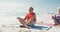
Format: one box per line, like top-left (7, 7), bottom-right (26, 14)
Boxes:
top-left (17, 7), bottom-right (36, 28)
top-left (52, 7), bottom-right (60, 26)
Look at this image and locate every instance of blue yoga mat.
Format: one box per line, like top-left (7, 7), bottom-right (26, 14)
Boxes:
top-left (29, 25), bottom-right (52, 30)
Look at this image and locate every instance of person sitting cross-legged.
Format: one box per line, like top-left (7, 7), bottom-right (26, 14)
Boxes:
top-left (17, 7), bottom-right (36, 28)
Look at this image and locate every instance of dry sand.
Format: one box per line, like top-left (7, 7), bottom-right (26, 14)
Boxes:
top-left (0, 25), bottom-right (60, 32)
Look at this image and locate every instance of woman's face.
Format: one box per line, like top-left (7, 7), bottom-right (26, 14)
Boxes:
top-left (29, 8), bottom-right (33, 13)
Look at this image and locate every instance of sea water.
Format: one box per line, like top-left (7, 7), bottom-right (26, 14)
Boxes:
top-left (0, 12), bottom-right (26, 25)
top-left (0, 12), bottom-right (54, 25)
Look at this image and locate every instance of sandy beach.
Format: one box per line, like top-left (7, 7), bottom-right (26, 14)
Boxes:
top-left (0, 23), bottom-right (60, 32)
top-left (0, 14), bottom-right (60, 32)
top-left (0, 25), bottom-right (43, 32)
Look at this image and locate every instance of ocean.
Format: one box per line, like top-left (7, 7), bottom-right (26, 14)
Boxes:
top-left (0, 12), bottom-right (56, 32)
top-left (0, 12), bottom-right (26, 25)
top-left (0, 12), bottom-right (54, 25)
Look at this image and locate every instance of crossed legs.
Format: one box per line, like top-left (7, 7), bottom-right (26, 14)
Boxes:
top-left (17, 17), bottom-right (29, 28)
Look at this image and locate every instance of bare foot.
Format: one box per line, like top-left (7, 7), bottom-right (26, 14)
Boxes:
top-left (53, 23), bottom-right (60, 26)
top-left (20, 25), bottom-right (25, 28)
top-left (24, 25), bottom-right (30, 29)
top-left (17, 17), bottom-right (21, 19)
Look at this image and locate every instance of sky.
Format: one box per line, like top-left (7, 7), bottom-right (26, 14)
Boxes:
top-left (0, 0), bottom-right (60, 25)
top-left (0, 0), bottom-right (60, 13)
